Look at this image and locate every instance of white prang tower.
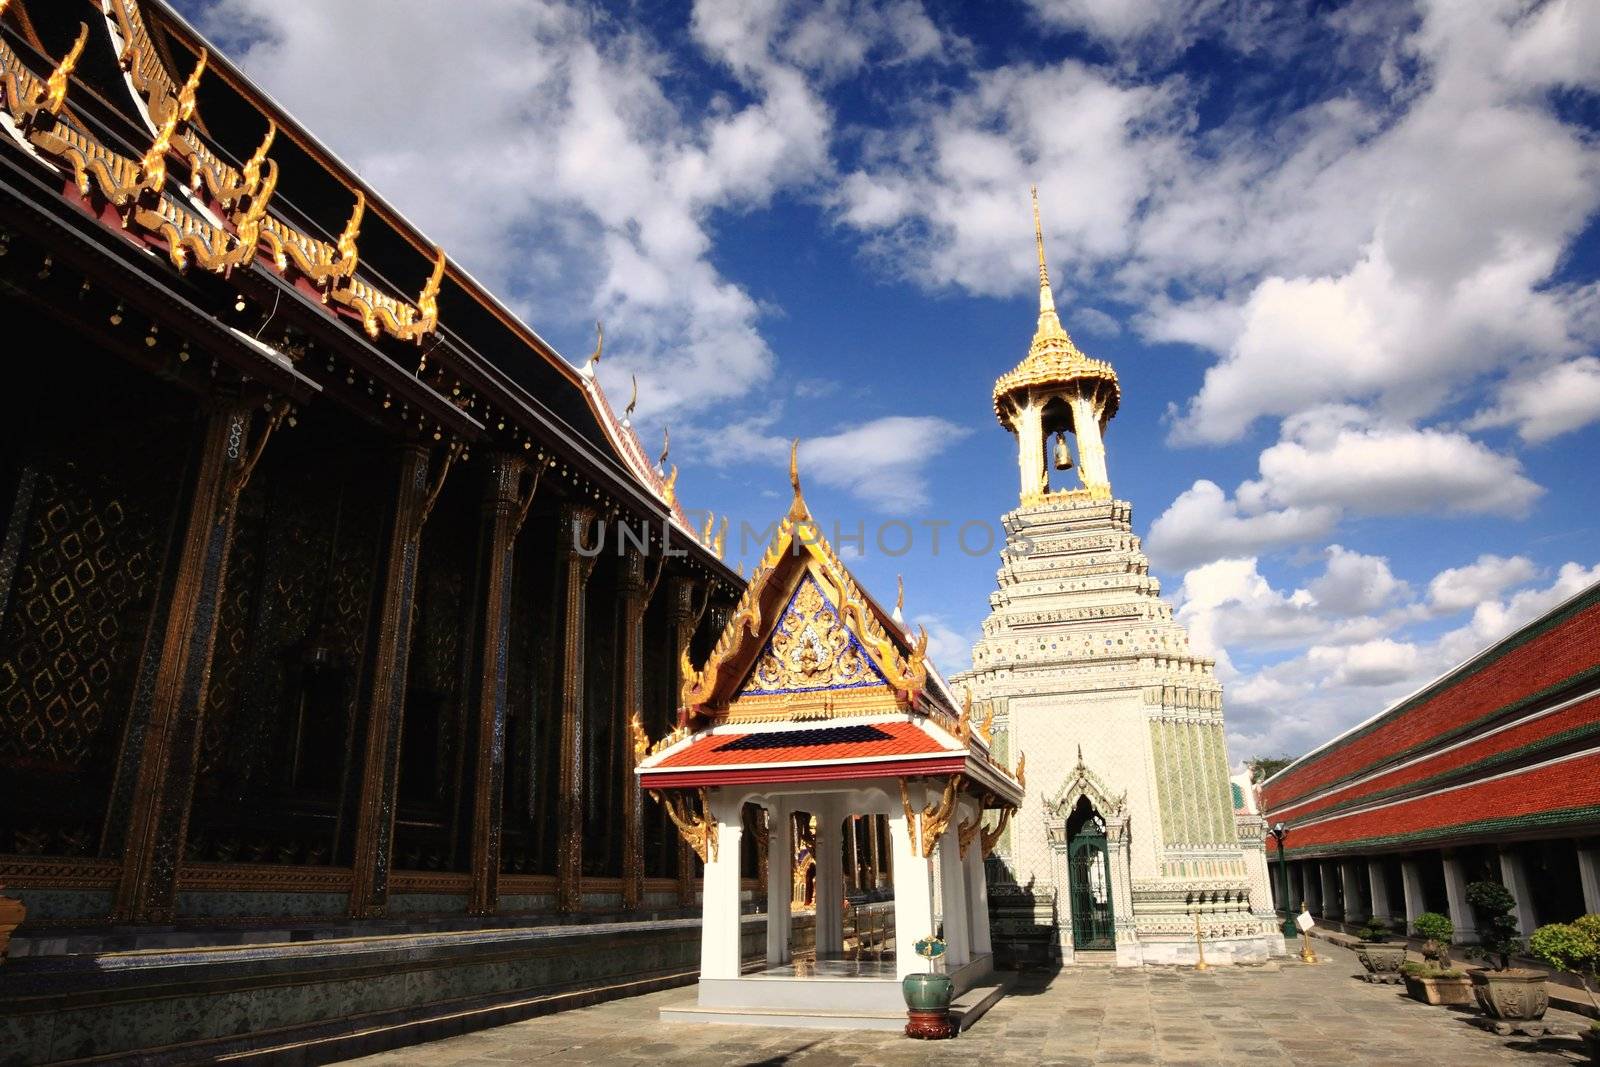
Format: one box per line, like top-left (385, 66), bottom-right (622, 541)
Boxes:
top-left (951, 190), bottom-right (1282, 966)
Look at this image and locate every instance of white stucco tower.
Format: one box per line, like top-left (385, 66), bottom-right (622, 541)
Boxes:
top-left (951, 190), bottom-right (1282, 966)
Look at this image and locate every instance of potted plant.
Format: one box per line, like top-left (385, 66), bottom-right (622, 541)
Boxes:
top-left (1528, 914), bottom-right (1600, 1060)
top-left (1404, 912), bottom-right (1473, 1005)
top-left (0, 885), bottom-right (23, 964)
top-left (1465, 880), bottom-right (1548, 1023)
top-left (1354, 915), bottom-right (1407, 982)
top-left (903, 936), bottom-right (955, 1039)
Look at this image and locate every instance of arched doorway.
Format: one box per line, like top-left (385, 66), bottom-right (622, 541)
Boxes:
top-left (1066, 795), bottom-right (1115, 950)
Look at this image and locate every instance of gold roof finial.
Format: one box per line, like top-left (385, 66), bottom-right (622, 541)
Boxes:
top-left (789, 438), bottom-right (802, 498)
top-left (893, 574), bottom-right (905, 624)
top-left (582, 320), bottom-right (603, 376)
top-left (1031, 185), bottom-right (1064, 336)
top-left (623, 374), bottom-right (637, 425)
top-left (35, 22), bottom-right (88, 121)
top-left (175, 48), bottom-right (208, 126)
top-left (658, 427), bottom-right (670, 472)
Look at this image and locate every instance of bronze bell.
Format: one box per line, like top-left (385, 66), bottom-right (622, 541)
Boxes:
top-left (1054, 431), bottom-right (1073, 470)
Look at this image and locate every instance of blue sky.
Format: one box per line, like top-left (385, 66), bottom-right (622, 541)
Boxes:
top-left (178, 0), bottom-right (1600, 763)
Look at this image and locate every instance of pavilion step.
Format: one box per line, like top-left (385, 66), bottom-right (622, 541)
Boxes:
top-left (661, 1004), bottom-right (906, 1031)
top-left (952, 975), bottom-right (1014, 1032)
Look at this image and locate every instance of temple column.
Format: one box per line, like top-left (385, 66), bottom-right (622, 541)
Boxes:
top-left (938, 820), bottom-right (969, 968)
top-left (869, 815), bottom-right (884, 889)
top-left (700, 792), bottom-right (744, 980)
top-left (889, 798), bottom-right (935, 980)
top-left (847, 817), bottom-right (860, 891)
top-left (765, 799), bottom-right (792, 966)
top-left (467, 455), bottom-right (530, 916)
top-left (112, 398), bottom-right (283, 922)
top-left (1498, 847), bottom-right (1538, 937)
top-left (1442, 852), bottom-right (1479, 942)
top-left (1068, 395), bottom-right (1109, 490)
top-left (1341, 860), bottom-right (1366, 923)
top-left (618, 544), bottom-right (650, 911)
top-left (964, 829), bottom-right (992, 958)
top-left (1401, 859), bottom-right (1426, 932)
top-left (1368, 858), bottom-right (1394, 925)
top-left (349, 442), bottom-right (453, 918)
top-left (1578, 843), bottom-right (1600, 914)
top-left (670, 577), bottom-right (700, 907)
top-left (555, 504), bottom-right (597, 913)
top-left (814, 806), bottom-right (845, 958)
top-left (1016, 399), bottom-right (1045, 501)
top-left (1317, 861), bottom-right (1337, 918)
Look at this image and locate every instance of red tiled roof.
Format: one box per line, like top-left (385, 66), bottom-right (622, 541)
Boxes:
top-left (656, 720), bottom-right (950, 769)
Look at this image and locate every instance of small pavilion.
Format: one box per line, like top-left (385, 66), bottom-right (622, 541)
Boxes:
top-left (634, 448), bottom-right (1024, 1030)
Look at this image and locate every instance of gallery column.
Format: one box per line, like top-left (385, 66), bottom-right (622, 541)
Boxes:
top-left (1401, 858), bottom-right (1426, 932)
top-left (670, 576), bottom-right (700, 906)
top-left (113, 398), bottom-right (283, 922)
top-left (1368, 858), bottom-right (1394, 926)
top-left (1498, 846), bottom-right (1539, 937)
top-left (1442, 852), bottom-right (1479, 942)
top-left (467, 455), bottom-right (530, 916)
top-left (349, 442), bottom-right (453, 919)
top-left (617, 544), bottom-right (649, 911)
top-left (1579, 842), bottom-right (1600, 915)
top-left (555, 503), bottom-right (597, 913)
top-left (1340, 860), bottom-right (1366, 923)
top-left (1317, 861), bottom-right (1338, 919)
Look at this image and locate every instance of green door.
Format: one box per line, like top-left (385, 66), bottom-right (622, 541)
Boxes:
top-left (1067, 801), bottom-right (1115, 950)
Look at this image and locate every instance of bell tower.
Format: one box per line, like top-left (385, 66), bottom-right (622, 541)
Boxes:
top-left (993, 188), bottom-right (1120, 506)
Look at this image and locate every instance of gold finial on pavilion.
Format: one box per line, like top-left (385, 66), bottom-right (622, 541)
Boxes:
top-left (623, 374), bottom-right (637, 426)
top-left (175, 49), bottom-right (207, 125)
top-left (893, 574), bottom-right (905, 624)
top-left (789, 438), bottom-right (801, 497)
top-left (702, 512), bottom-right (715, 544)
top-left (582, 320), bottom-right (603, 376)
top-left (1015, 751), bottom-right (1027, 788)
top-left (658, 427), bottom-right (670, 472)
top-left (714, 516), bottom-right (727, 559)
top-left (241, 121), bottom-right (277, 201)
top-left (1030, 185), bottom-right (1066, 340)
top-left (34, 22), bottom-right (88, 121)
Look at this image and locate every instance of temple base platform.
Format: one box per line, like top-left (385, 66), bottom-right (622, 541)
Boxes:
top-left (661, 952), bottom-right (1010, 1032)
top-left (0, 913), bottom-right (774, 1066)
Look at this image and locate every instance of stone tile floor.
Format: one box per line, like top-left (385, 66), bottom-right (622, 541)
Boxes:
top-left (345, 943), bottom-right (1594, 1065)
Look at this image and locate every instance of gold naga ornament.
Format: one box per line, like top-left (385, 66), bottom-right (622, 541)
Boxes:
top-left (899, 775), bottom-right (960, 859)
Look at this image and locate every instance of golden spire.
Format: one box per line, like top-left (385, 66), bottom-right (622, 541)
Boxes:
top-left (1031, 185), bottom-right (1066, 342)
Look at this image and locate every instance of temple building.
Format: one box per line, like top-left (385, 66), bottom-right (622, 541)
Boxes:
top-left (951, 192), bottom-right (1282, 967)
top-left (635, 448), bottom-right (1022, 1029)
top-left (1260, 580), bottom-right (1600, 944)
top-left (0, 1), bottom-right (755, 1060)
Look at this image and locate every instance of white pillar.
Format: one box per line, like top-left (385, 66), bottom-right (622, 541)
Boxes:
top-left (814, 808), bottom-right (844, 958)
top-left (1295, 862), bottom-right (1309, 911)
top-left (1498, 847), bottom-right (1538, 937)
top-left (1579, 845), bottom-right (1600, 915)
top-left (889, 804), bottom-right (935, 979)
top-left (1341, 860), bottom-right (1366, 923)
top-left (1442, 853), bottom-right (1479, 943)
top-left (765, 801), bottom-right (791, 967)
top-left (1368, 858), bottom-right (1393, 924)
top-left (938, 820), bottom-right (970, 969)
top-left (1317, 861), bottom-right (1338, 918)
top-left (965, 837), bottom-right (993, 958)
top-left (1401, 859), bottom-right (1425, 933)
top-left (700, 795), bottom-right (745, 980)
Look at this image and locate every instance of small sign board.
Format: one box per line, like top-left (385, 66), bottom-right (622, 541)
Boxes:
top-left (1296, 910), bottom-right (1315, 932)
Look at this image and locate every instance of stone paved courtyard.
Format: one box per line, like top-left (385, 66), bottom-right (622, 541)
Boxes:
top-left (346, 943), bottom-right (1594, 1065)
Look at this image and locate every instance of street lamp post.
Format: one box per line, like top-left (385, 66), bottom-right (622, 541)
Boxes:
top-left (1268, 823), bottom-right (1297, 938)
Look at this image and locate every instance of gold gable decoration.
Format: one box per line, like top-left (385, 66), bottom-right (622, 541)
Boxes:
top-left (745, 575), bottom-right (877, 694)
top-left (679, 442), bottom-right (927, 721)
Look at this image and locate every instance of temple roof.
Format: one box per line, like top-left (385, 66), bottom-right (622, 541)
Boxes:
top-left (634, 445), bottom-right (1023, 803)
top-left (993, 188), bottom-right (1120, 428)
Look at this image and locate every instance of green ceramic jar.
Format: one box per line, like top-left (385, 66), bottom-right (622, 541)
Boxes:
top-left (902, 972), bottom-right (954, 1011)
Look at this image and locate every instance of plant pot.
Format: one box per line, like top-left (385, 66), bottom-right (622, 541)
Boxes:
top-left (0, 894), bottom-right (25, 964)
top-left (1470, 969), bottom-right (1549, 1021)
top-left (1404, 974), bottom-right (1474, 1006)
top-left (902, 973), bottom-right (956, 1040)
top-left (1356, 942), bottom-right (1407, 981)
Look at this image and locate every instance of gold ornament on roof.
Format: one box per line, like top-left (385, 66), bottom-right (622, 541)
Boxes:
top-left (979, 808), bottom-right (1012, 858)
top-left (584, 320), bottom-right (603, 373)
top-left (652, 787), bottom-right (717, 863)
top-left (746, 576), bottom-right (873, 693)
top-left (899, 776), bottom-right (960, 859)
top-left (33, 22), bottom-right (87, 122)
top-left (173, 47), bottom-right (205, 125)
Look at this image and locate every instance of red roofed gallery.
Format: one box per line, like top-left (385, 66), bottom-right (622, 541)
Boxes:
top-left (1261, 581), bottom-right (1600, 944)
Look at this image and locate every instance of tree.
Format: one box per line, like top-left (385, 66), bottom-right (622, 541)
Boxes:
top-left (1467, 880), bottom-right (1522, 971)
top-left (1247, 755), bottom-right (1295, 783)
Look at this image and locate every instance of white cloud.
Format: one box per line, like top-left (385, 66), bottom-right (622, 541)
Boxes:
top-left (1468, 357), bottom-right (1600, 443)
top-left (691, 412), bottom-right (971, 511)
top-left (1306, 545), bottom-right (1408, 616)
top-left (1146, 481), bottom-right (1335, 570)
top-left (1426, 553), bottom-right (1538, 615)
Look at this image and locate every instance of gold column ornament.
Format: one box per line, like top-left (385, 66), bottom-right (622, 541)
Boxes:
top-left (669, 576), bottom-right (700, 903)
top-left (653, 788), bottom-right (717, 863)
top-left (899, 776), bottom-right (959, 859)
top-left (979, 807), bottom-right (1012, 858)
top-left (617, 544), bottom-right (659, 910)
top-left (29, 22), bottom-right (88, 125)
